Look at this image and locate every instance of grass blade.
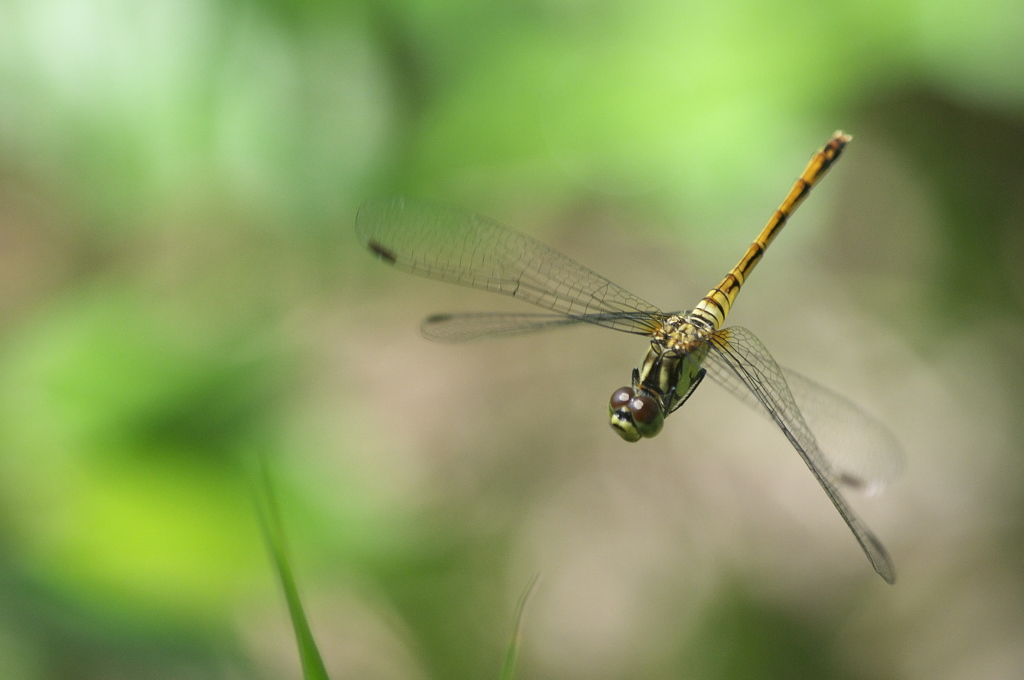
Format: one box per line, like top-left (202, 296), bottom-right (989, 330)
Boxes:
top-left (499, 573), bottom-right (540, 680)
top-left (253, 454), bottom-right (331, 680)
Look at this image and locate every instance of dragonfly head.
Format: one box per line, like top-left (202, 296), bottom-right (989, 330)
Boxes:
top-left (609, 386), bottom-right (664, 442)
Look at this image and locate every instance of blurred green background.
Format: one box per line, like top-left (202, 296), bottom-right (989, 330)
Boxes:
top-left (1, 0), bottom-right (1023, 678)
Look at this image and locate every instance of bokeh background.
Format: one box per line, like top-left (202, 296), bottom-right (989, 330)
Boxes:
top-left (1, 0), bottom-right (1023, 678)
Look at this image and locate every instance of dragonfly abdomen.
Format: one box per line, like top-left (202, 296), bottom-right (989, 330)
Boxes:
top-left (691, 131), bottom-right (851, 331)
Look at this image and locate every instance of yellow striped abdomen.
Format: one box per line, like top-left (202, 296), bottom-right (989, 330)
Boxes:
top-left (691, 131), bottom-right (851, 330)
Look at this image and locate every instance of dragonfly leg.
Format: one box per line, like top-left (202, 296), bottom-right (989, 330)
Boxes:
top-left (668, 368), bottom-right (706, 414)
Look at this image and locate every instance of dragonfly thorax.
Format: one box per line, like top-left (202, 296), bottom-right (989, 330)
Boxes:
top-left (653, 313), bottom-right (715, 350)
top-left (609, 315), bottom-right (711, 443)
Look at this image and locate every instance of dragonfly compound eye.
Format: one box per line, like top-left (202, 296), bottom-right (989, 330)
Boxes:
top-left (609, 387), bottom-right (635, 410)
top-left (629, 394), bottom-right (664, 438)
top-left (609, 386), bottom-right (641, 442)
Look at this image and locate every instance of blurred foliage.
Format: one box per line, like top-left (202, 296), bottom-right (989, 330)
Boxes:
top-left (0, 0), bottom-right (1022, 678)
top-left (677, 587), bottom-right (862, 680)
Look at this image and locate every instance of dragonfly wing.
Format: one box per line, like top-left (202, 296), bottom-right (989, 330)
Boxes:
top-left (780, 369), bottom-right (903, 494)
top-left (421, 311), bottom-right (662, 342)
top-left (705, 360), bottom-right (903, 494)
top-left (705, 326), bottom-right (896, 584)
top-left (357, 198), bottom-right (667, 335)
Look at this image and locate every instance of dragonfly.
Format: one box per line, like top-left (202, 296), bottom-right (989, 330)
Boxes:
top-left (356, 131), bottom-right (900, 584)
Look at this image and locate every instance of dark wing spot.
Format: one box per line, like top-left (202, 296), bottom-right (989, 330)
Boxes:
top-left (367, 239), bottom-right (398, 263)
top-left (424, 313), bottom-right (454, 323)
top-left (838, 472), bottom-right (866, 491)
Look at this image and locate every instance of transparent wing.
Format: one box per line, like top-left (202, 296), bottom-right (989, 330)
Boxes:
top-left (781, 369), bottom-right (903, 494)
top-left (705, 326), bottom-right (896, 584)
top-left (423, 312), bottom-right (597, 342)
top-left (356, 198), bottom-right (667, 336)
top-left (706, 361), bottom-right (903, 495)
top-left (420, 311), bottom-right (680, 342)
